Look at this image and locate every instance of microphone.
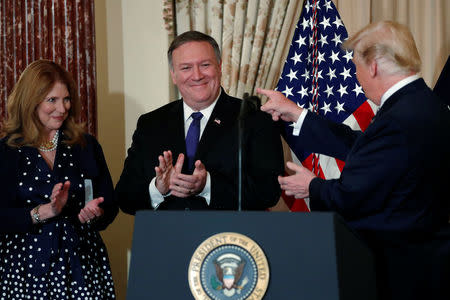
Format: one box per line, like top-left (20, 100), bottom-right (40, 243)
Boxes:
top-left (240, 93), bottom-right (261, 119)
top-left (238, 93), bottom-right (262, 211)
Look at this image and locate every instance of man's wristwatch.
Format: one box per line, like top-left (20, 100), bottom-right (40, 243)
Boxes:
top-left (32, 204), bottom-right (46, 224)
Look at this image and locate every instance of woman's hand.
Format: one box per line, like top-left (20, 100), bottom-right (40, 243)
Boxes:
top-left (31, 181), bottom-right (70, 223)
top-left (78, 197), bottom-right (105, 224)
top-left (49, 181), bottom-right (71, 215)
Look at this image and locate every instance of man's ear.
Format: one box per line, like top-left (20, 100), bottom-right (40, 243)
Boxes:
top-left (170, 68), bottom-right (177, 85)
top-left (369, 60), bottom-right (377, 78)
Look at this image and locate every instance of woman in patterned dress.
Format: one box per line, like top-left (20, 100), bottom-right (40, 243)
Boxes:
top-left (0, 60), bottom-right (117, 299)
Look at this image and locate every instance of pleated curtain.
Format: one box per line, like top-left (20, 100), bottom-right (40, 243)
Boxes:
top-left (334, 0), bottom-right (449, 88)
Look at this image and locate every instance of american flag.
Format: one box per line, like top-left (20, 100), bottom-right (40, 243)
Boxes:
top-left (276, 0), bottom-right (376, 211)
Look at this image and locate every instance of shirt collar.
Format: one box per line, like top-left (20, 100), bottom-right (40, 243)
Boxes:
top-left (379, 74), bottom-right (420, 108)
top-left (183, 89), bottom-right (221, 122)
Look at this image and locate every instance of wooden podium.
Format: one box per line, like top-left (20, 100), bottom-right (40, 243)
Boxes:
top-left (126, 211), bottom-right (377, 299)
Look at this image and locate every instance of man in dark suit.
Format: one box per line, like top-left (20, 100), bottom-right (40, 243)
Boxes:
top-left (258, 21), bottom-right (450, 300)
top-left (115, 31), bottom-right (284, 213)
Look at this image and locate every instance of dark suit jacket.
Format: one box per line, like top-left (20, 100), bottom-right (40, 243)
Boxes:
top-left (0, 134), bottom-right (118, 233)
top-left (433, 55), bottom-right (449, 105)
top-left (115, 90), bottom-right (284, 213)
top-left (299, 79), bottom-right (450, 299)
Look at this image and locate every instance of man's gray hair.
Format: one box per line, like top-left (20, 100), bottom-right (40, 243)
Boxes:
top-left (167, 31), bottom-right (221, 69)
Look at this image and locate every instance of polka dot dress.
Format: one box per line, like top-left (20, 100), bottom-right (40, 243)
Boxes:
top-left (0, 142), bottom-right (116, 299)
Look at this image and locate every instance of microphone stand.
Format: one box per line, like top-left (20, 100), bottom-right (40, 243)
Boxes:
top-left (238, 93), bottom-right (261, 211)
top-left (238, 95), bottom-right (247, 212)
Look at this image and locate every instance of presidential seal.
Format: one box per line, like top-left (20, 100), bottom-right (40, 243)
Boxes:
top-left (188, 232), bottom-right (269, 300)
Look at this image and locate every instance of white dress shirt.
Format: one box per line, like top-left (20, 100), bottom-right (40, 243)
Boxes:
top-left (149, 91), bottom-right (221, 209)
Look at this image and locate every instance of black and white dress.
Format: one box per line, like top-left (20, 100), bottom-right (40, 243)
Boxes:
top-left (0, 135), bottom-right (117, 300)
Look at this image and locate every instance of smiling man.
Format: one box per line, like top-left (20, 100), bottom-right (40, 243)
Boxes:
top-left (115, 31), bottom-right (284, 212)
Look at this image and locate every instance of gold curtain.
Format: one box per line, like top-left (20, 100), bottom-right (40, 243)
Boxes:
top-left (334, 0), bottom-right (450, 87)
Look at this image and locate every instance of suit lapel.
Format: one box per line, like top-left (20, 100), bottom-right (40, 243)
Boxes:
top-left (196, 94), bottom-right (238, 160)
top-left (166, 100), bottom-right (187, 157)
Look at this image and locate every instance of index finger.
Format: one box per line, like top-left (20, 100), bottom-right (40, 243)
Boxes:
top-left (62, 180), bottom-right (71, 191)
top-left (278, 175), bottom-right (289, 185)
top-left (256, 87), bottom-right (275, 96)
top-left (90, 197), bottom-right (104, 207)
top-left (193, 160), bottom-right (205, 171)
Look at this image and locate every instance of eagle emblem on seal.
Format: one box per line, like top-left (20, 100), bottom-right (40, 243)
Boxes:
top-left (211, 253), bottom-right (249, 297)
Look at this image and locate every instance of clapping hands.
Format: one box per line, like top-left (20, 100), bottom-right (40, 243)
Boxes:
top-left (155, 150), bottom-right (207, 198)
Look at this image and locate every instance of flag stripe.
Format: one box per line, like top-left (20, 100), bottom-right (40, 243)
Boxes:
top-left (353, 100), bottom-right (376, 131)
top-left (343, 113), bottom-right (362, 131)
top-left (318, 154), bottom-right (341, 179)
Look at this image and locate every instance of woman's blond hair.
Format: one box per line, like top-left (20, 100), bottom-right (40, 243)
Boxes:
top-left (343, 21), bottom-right (421, 76)
top-left (1, 59), bottom-right (85, 148)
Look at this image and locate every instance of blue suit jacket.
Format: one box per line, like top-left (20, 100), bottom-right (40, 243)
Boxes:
top-left (300, 79), bottom-right (450, 299)
top-left (0, 134), bottom-right (118, 233)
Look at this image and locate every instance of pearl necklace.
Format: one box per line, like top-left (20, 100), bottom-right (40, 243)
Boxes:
top-left (38, 130), bottom-right (59, 152)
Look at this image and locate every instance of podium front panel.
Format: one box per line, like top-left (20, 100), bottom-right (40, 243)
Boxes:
top-left (126, 211), bottom-right (376, 299)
